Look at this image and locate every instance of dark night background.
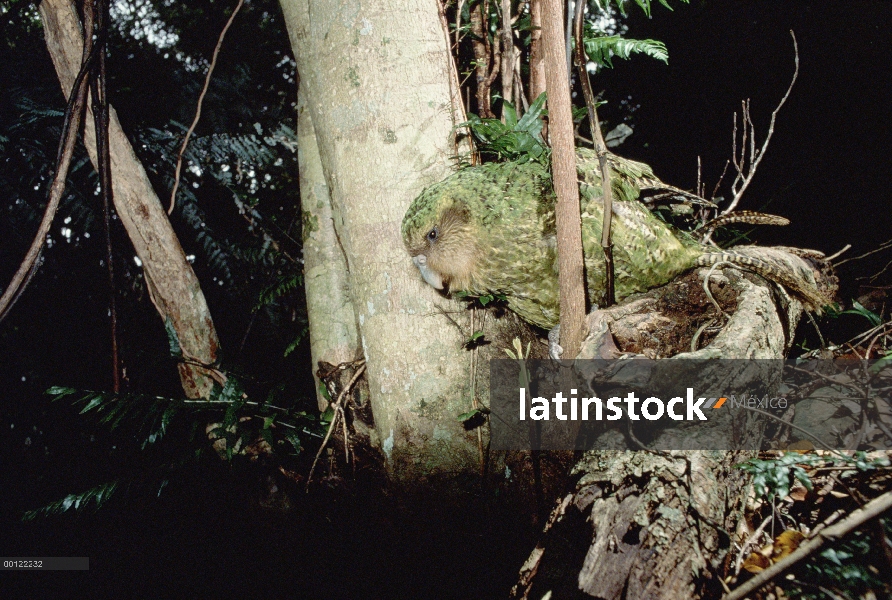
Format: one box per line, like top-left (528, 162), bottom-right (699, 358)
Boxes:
top-left (1, 1), bottom-right (890, 597)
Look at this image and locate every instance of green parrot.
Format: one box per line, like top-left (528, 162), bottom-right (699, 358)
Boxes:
top-left (401, 150), bottom-right (828, 330)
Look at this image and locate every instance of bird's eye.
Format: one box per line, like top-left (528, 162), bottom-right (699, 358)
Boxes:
top-left (426, 228), bottom-right (438, 242)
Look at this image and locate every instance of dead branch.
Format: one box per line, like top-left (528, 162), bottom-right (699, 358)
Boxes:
top-left (721, 31), bottom-right (799, 215)
top-left (510, 493), bottom-right (573, 599)
top-left (471, 0), bottom-right (495, 118)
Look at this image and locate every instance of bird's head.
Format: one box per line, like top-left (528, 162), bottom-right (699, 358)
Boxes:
top-left (401, 176), bottom-right (482, 293)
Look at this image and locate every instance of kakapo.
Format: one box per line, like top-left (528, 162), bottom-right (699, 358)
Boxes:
top-left (401, 149), bottom-right (830, 329)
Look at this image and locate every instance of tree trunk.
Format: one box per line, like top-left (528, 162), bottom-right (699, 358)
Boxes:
top-left (528, 0), bottom-right (546, 102)
top-left (39, 0), bottom-right (220, 398)
top-left (280, 0), bottom-right (527, 480)
top-left (541, 0), bottom-right (586, 357)
top-left (296, 83), bottom-right (361, 411)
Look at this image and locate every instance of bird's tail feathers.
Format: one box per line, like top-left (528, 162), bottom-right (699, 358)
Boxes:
top-left (701, 211), bottom-right (790, 234)
top-left (696, 247), bottom-right (836, 314)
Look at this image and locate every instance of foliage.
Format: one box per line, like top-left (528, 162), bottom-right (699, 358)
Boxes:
top-left (22, 380), bottom-right (324, 520)
top-left (0, 0), bottom-right (307, 395)
top-left (784, 522), bottom-right (892, 599)
top-left (23, 480), bottom-right (122, 521)
top-left (737, 452), bottom-right (892, 598)
top-left (738, 452), bottom-right (820, 500)
top-left (460, 93), bottom-right (548, 163)
top-left (582, 34), bottom-right (669, 67)
top-left (605, 0), bottom-right (689, 18)
top-left (840, 300), bottom-right (882, 327)
top-left (737, 451), bottom-right (889, 501)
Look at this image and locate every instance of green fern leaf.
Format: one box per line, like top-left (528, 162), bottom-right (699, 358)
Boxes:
top-left (22, 480), bottom-right (121, 521)
top-left (583, 35), bottom-right (669, 68)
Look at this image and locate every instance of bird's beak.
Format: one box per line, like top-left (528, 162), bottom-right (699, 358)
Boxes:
top-left (412, 255), bottom-right (444, 290)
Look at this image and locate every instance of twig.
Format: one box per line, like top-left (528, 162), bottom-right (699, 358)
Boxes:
top-left (168, 0), bottom-right (245, 214)
top-left (471, 0), bottom-right (495, 119)
top-left (825, 243), bottom-right (852, 263)
top-left (469, 307), bottom-right (485, 473)
top-left (711, 159), bottom-right (731, 202)
top-left (436, 0), bottom-right (474, 157)
top-left (722, 31), bottom-right (799, 215)
top-left (306, 363), bottom-right (366, 491)
top-left (723, 490), bottom-right (892, 600)
top-left (806, 312), bottom-right (827, 350)
top-left (834, 237), bottom-right (892, 266)
top-left (863, 256), bottom-right (892, 284)
top-left (733, 515), bottom-right (773, 576)
top-left (455, 0), bottom-right (465, 49)
top-left (697, 155), bottom-right (703, 197)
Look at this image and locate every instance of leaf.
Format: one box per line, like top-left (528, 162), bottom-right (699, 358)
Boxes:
top-left (283, 431), bottom-right (302, 455)
top-left (870, 351), bottom-right (892, 374)
top-left (743, 552), bottom-right (770, 573)
top-left (841, 300), bottom-right (882, 327)
top-left (773, 530), bottom-right (805, 560)
top-left (457, 409), bottom-right (483, 423)
top-left (46, 386), bottom-right (77, 398)
top-left (583, 35), bottom-right (669, 68)
top-left (22, 480), bottom-right (121, 521)
top-left (785, 439), bottom-right (814, 452)
top-left (458, 94), bottom-right (548, 163)
top-left (79, 393), bottom-right (105, 414)
top-left (502, 101), bottom-right (518, 128)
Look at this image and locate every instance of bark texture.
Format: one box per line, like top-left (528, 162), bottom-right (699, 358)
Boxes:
top-left (517, 257), bottom-right (824, 599)
top-left (39, 0), bottom-right (220, 397)
top-left (281, 0), bottom-right (517, 479)
top-left (541, 0), bottom-right (586, 358)
top-left (297, 84), bottom-right (361, 411)
top-left (528, 0), bottom-right (545, 102)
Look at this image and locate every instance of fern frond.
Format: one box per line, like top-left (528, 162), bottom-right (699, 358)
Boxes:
top-left (255, 273), bottom-right (302, 311)
top-left (460, 93), bottom-right (549, 163)
top-left (608, 0), bottom-right (688, 18)
top-left (22, 480), bottom-right (122, 521)
top-left (583, 35), bottom-right (669, 67)
top-left (46, 387), bottom-right (184, 450)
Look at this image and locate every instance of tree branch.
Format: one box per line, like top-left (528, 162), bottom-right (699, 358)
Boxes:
top-left (724, 490), bottom-right (892, 600)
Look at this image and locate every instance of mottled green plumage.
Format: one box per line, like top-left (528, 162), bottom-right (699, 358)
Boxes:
top-left (402, 151), bottom-right (825, 329)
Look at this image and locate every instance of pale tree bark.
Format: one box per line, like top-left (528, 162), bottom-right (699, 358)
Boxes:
top-left (39, 0), bottom-right (220, 398)
top-left (280, 0), bottom-right (521, 479)
top-left (297, 85), bottom-right (361, 411)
